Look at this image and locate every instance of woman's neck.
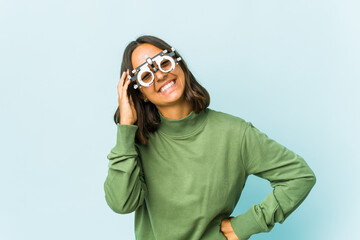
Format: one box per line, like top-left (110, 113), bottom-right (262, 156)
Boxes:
top-left (156, 100), bottom-right (193, 120)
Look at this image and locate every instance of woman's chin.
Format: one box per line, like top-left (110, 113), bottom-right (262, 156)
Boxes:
top-left (154, 92), bottom-right (185, 106)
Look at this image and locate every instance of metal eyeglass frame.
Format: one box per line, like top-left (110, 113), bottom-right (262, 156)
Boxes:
top-left (127, 47), bottom-right (182, 89)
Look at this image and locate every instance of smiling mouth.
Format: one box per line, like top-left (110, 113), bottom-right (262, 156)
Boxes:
top-left (159, 79), bottom-right (176, 93)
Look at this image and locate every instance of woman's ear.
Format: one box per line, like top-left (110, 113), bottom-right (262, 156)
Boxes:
top-left (142, 94), bottom-right (149, 102)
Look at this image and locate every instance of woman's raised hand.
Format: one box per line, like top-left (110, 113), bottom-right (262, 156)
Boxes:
top-left (118, 69), bottom-right (137, 125)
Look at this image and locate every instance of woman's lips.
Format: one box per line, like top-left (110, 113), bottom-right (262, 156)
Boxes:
top-left (159, 79), bottom-right (177, 94)
top-left (158, 79), bottom-right (175, 92)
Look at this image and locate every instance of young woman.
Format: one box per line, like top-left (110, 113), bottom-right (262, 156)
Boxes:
top-left (104, 35), bottom-right (317, 240)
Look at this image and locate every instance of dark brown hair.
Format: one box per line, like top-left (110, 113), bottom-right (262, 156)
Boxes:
top-left (113, 35), bottom-right (210, 145)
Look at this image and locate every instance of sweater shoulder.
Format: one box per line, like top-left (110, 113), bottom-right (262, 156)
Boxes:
top-left (206, 108), bottom-right (249, 131)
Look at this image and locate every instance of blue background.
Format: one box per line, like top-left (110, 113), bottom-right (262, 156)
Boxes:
top-left (1, 0), bottom-right (359, 239)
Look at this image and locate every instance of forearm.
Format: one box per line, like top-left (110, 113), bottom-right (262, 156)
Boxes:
top-left (231, 121), bottom-right (317, 239)
top-left (104, 124), bottom-right (148, 214)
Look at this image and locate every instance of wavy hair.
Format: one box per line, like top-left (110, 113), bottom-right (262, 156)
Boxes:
top-left (113, 35), bottom-right (210, 145)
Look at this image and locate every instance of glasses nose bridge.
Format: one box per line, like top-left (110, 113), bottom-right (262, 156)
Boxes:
top-left (153, 63), bottom-right (167, 81)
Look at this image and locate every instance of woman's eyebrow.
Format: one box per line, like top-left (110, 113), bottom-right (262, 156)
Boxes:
top-left (133, 60), bottom-right (147, 71)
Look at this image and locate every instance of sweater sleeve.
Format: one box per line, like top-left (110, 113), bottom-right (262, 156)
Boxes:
top-left (230, 122), bottom-right (316, 240)
top-left (104, 123), bottom-right (148, 214)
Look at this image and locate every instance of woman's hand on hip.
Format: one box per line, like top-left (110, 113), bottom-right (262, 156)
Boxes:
top-left (220, 216), bottom-right (239, 240)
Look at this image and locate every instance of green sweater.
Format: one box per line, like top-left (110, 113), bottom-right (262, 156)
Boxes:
top-left (104, 107), bottom-right (316, 240)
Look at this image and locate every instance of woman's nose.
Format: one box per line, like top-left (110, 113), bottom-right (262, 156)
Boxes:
top-left (154, 68), bottom-right (167, 81)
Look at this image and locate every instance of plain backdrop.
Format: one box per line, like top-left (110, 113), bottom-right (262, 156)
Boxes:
top-left (1, 0), bottom-right (359, 239)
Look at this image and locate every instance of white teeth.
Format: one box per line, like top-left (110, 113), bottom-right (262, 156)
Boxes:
top-left (160, 80), bottom-right (175, 92)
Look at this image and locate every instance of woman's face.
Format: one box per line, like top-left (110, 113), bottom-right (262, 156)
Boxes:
top-left (131, 43), bottom-right (186, 108)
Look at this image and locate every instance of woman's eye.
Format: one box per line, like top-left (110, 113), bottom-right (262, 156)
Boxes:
top-left (140, 72), bottom-right (151, 82)
top-left (143, 73), bottom-right (150, 80)
top-left (161, 60), bottom-right (170, 67)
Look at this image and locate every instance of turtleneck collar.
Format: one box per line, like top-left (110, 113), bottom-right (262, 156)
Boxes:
top-left (157, 107), bottom-right (209, 138)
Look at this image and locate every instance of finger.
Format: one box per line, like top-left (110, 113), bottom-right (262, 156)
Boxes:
top-left (122, 69), bottom-right (130, 87)
top-left (118, 70), bottom-right (128, 88)
top-left (117, 72), bottom-right (125, 92)
top-left (121, 77), bottom-right (131, 100)
top-left (118, 71), bottom-right (126, 95)
top-left (118, 70), bottom-right (126, 87)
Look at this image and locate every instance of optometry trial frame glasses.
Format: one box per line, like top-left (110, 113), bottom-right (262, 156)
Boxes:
top-left (127, 47), bottom-right (182, 89)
